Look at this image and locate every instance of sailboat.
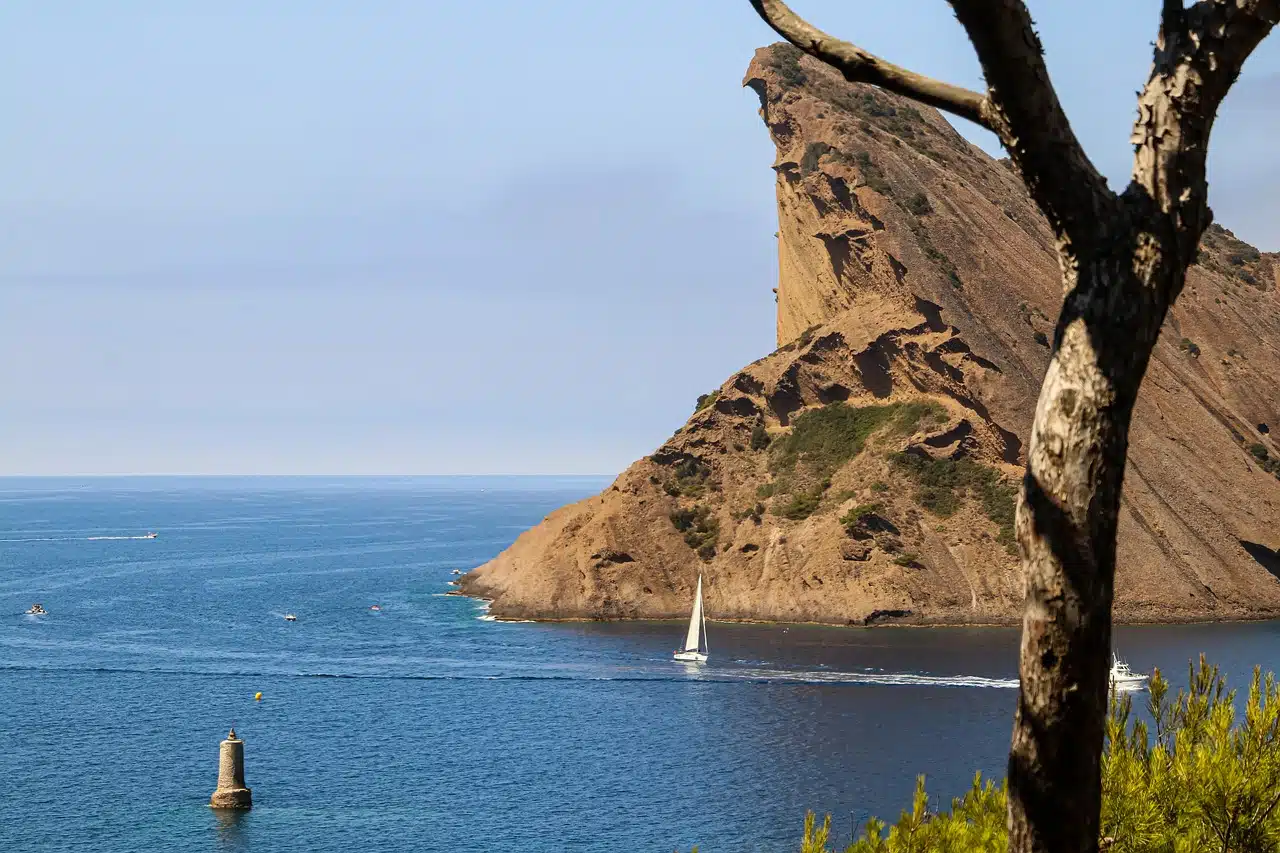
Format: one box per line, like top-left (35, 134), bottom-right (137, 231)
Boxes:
top-left (673, 574), bottom-right (709, 663)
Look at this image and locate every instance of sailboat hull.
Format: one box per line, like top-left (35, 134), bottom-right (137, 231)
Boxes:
top-left (673, 650), bottom-right (708, 663)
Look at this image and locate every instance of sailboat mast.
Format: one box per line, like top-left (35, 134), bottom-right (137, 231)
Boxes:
top-left (700, 574), bottom-right (708, 654)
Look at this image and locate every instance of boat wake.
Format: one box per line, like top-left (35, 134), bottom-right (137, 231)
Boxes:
top-left (0, 534), bottom-right (158, 543)
top-left (0, 660), bottom-right (1019, 688)
top-left (721, 668), bottom-right (1018, 688)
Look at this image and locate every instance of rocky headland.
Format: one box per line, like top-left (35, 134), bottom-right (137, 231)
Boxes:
top-left (459, 44), bottom-right (1280, 627)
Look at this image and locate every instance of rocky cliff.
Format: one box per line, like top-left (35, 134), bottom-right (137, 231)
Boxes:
top-left (459, 44), bottom-right (1280, 626)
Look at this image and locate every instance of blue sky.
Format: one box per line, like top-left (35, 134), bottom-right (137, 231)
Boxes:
top-left (2, 1), bottom-right (1276, 475)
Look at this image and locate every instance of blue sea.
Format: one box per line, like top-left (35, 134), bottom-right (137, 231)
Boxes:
top-left (4, 476), bottom-right (1280, 852)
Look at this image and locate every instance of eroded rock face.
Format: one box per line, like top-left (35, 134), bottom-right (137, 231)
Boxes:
top-left (460, 44), bottom-right (1280, 627)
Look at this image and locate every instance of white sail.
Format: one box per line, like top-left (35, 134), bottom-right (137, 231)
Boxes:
top-left (683, 575), bottom-right (704, 652)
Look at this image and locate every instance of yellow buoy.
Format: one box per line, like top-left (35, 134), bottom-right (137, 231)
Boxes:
top-left (254, 692), bottom-right (263, 701)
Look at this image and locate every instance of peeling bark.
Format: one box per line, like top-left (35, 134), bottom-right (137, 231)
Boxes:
top-left (747, 1), bottom-right (1278, 851)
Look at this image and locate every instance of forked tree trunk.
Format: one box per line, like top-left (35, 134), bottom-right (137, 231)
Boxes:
top-left (745, 2), bottom-right (1277, 851)
top-left (1009, 233), bottom-right (1184, 851)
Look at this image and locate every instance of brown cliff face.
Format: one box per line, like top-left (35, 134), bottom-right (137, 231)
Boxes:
top-left (460, 44), bottom-right (1280, 626)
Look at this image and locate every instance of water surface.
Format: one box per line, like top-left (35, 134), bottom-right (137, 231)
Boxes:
top-left (3, 476), bottom-right (1277, 852)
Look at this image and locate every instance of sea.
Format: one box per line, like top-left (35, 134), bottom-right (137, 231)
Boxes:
top-left (3, 476), bottom-right (1279, 853)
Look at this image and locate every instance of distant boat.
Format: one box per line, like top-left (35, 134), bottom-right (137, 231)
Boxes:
top-left (450, 569), bottom-right (462, 575)
top-left (144, 532), bottom-right (157, 539)
top-left (673, 574), bottom-right (709, 663)
top-left (369, 605), bottom-right (381, 612)
top-left (284, 613), bottom-right (297, 622)
top-left (25, 603), bottom-right (46, 616)
top-left (1110, 652), bottom-right (1148, 691)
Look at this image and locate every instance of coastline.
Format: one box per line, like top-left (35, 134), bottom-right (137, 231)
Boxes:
top-left (448, 588), bottom-right (1280, 630)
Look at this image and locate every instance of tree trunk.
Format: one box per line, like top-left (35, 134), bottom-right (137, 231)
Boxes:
top-left (745, 4), bottom-right (1277, 851)
top-left (1007, 232), bottom-right (1181, 853)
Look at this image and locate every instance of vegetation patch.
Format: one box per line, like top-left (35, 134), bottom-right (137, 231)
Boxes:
top-left (772, 403), bottom-right (904, 479)
top-left (840, 502), bottom-right (883, 526)
top-left (1179, 337), bottom-right (1201, 357)
top-left (750, 421), bottom-right (771, 452)
top-left (669, 505), bottom-right (719, 562)
top-left (906, 216), bottom-right (961, 286)
top-left (768, 43), bottom-right (807, 89)
top-left (1250, 442), bottom-right (1280, 479)
top-left (661, 457), bottom-right (713, 497)
top-left (764, 401), bottom-right (946, 521)
top-left (851, 151), bottom-right (893, 196)
top-left (794, 658), bottom-right (1280, 852)
top-left (694, 390), bottom-right (721, 412)
top-left (890, 452), bottom-right (1017, 553)
top-left (776, 484), bottom-right (826, 521)
top-left (905, 192), bottom-right (932, 216)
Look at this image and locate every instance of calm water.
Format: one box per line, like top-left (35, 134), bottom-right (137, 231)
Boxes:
top-left (4, 476), bottom-right (1280, 852)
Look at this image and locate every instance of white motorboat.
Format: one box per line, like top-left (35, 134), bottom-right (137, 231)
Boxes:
top-left (25, 603), bottom-right (46, 616)
top-left (284, 613), bottom-right (297, 622)
top-left (673, 574), bottom-right (709, 663)
top-left (1110, 652), bottom-right (1148, 691)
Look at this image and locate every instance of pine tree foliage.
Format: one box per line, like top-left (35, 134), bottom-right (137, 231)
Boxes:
top-left (793, 658), bottom-right (1280, 853)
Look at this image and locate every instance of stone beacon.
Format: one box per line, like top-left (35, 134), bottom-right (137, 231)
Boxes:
top-left (209, 728), bottom-right (252, 809)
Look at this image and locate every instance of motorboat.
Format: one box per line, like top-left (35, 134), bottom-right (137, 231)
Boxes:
top-left (1110, 652), bottom-right (1148, 691)
top-left (25, 603), bottom-right (46, 616)
top-left (284, 613), bottom-right (297, 622)
top-left (369, 605), bottom-right (381, 612)
top-left (673, 574), bottom-right (709, 663)
top-left (144, 532), bottom-right (158, 539)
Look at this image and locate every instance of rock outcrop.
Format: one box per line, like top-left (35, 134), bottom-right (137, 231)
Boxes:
top-left (460, 44), bottom-right (1280, 626)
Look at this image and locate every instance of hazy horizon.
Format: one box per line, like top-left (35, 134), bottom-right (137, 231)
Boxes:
top-left (3, 1), bottom-right (1277, 476)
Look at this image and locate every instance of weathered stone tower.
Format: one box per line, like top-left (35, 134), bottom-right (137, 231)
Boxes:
top-left (209, 728), bottom-right (252, 809)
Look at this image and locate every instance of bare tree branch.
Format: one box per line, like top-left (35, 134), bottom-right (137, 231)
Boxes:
top-left (1130, 0), bottom-right (1280, 267)
top-left (748, 0), bottom-right (995, 130)
top-left (948, 0), bottom-right (1115, 247)
top-left (1161, 0), bottom-right (1187, 43)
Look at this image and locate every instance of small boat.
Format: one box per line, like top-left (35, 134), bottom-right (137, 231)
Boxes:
top-left (25, 603), bottom-right (46, 616)
top-left (450, 569), bottom-right (462, 576)
top-left (1110, 652), bottom-right (1148, 691)
top-left (284, 613), bottom-right (297, 622)
top-left (144, 532), bottom-right (158, 539)
top-left (673, 574), bottom-right (709, 663)
top-left (369, 605), bottom-right (381, 612)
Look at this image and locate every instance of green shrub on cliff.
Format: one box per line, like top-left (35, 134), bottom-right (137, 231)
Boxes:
top-left (905, 192), bottom-right (932, 216)
top-left (669, 505), bottom-right (719, 561)
top-left (765, 402), bottom-right (948, 520)
top-left (771, 44), bottom-right (808, 88)
top-left (751, 421), bottom-right (772, 451)
top-left (890, 453), bottom-right (1017, 553)
top-left (793, 657), bottom-right (1280, 853)
top-left (776, 485), bottom-right (825, 520)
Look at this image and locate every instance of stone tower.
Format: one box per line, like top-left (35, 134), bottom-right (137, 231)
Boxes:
top-left (209, 728), bottom-right (252, 809)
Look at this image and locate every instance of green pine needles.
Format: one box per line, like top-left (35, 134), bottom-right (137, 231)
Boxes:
top-left (795, 656), bottom-right (1280, 853)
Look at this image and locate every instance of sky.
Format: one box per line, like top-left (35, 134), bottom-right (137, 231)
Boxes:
top-left (1, 1), bottom-right (1277, 475)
